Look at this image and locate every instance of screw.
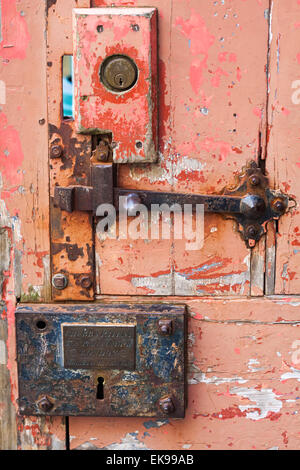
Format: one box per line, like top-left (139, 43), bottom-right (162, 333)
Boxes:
top-left (271, 198), bottom-right (286, 214)
top-left (80, 275), bottom-right (93, 289)
top-left (131, 24), bottom-right (139, 31)
top-left (245, 225), bottom-right (259, 239)
top-left (159, 397), bottom-right (175, 414)
top-left (249, 174), bottom-right (260, 186)
top-left (50, 144), bottom-right (63, 159)
top-left (92, 140), bottom-right (110, 162)
top-left (52, 273), bottom-right (68, 290)
top-left (158, 319), bottom-right (173, 335)
top-left (37, 396), bottom-right (53, 413)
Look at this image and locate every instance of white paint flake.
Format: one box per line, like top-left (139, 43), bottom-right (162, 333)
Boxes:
top-left (230, 387), bottom-right (282, 420)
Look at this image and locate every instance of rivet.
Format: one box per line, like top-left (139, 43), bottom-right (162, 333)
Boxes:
top-left (52, 273), bottom-right (68, 290)
top-left (159, 397), bottom-right (175, 414)
top-left (50, 144), bottom-right (63, 159)
top-left (37, 396), bottom-right (54, 413)
top-left (249, 174), bottom-right (260, 186)
top-left (158, 319), bottom-right (173, 335)
top-left (80, 276), bottom-right (93, 289)
top-left (245, 225), bottom-right (259, 239)
top-left (271, 197), bottom-right (287, 214)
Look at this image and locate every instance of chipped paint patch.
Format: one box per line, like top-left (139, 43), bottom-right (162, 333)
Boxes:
top-left (129, 260), bottom-right (250, 295)
top-left (189, 370), bottom-right (247, 386)
top-left (0, 0), bottom-right (30, 60)
top-left (0, 113), bottom-right (24, 185)
top-left (188, 364), bottom-right (247, 385)
top-left (129, 154), bottom-right (207, 186)
top-left (281, 367), bottom-right (300, 382)
top-left (230, 387), bottom-right (282, 420)
top-left (0, 339), bottom-right (6, 364)
top-left (247, 359), bottom-right (265, 373)
top-left (103, 432), bottom-right (150, 450)
top-left (0, 80), bottom-right (6, 104)
top-left (143, 419), bottom-right (169, 429)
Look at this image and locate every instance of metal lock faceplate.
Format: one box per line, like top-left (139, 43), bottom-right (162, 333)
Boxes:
top-left (73, 8), bottom-right (158, 163)
top-left (16, 304), bottom-right (186, 417)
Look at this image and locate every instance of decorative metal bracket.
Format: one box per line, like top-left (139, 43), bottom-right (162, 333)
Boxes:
top-left (54, 161), bottom-right (290, 248)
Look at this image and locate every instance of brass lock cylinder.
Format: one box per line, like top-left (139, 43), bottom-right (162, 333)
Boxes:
top-left (100, 54), bottom-right (138, 92)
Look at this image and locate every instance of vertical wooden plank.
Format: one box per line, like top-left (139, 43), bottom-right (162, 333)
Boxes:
top-left (171, 0), bottom-right (269, 296)
top-left (95, 0), bottom-right (174, 296)
top-left (0, 229), bottom-right (16, 449)
top-left (47, 0), bottom-right (94, 301)
top-left (0, 0), bottom-right (67, 449)
top-left (266, 0), bottom-right (300, 294)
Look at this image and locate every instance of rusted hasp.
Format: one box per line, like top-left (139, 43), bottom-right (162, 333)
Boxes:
top-left (54, 162), bottom-right (290, 247)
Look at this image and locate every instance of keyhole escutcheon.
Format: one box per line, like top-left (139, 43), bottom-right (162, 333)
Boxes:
top-left (96, 376), bottom-right (105, 400)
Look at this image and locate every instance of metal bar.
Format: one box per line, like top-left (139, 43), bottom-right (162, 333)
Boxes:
top-left (114, 188), bottom-right (242, 214)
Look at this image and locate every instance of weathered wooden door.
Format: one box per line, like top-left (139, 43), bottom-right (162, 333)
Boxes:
top-left (2, 0), bottom-right (300, 450)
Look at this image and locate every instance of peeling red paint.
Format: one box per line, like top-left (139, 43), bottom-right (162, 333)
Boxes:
top-left (0, 0), bottom-right (30, 61)
top-left (0, 113), bottom-right (24, 185)
top-left (175, 11), bottom-right (214, 95)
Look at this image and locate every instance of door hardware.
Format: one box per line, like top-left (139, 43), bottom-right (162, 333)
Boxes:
top-left (16, 303), bottom-right (186, 417)
top-left (54, 161), bottom-right (289, 248)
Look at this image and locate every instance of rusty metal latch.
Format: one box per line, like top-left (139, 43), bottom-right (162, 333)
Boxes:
top-left (54, 161), bottom-right (290, 248)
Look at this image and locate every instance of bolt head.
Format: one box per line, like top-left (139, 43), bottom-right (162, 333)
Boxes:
top-left (249, 174), bottom-right (260, 186)
top-left (80, 276), bottom-right (93, 289)
top-left (158, 319), bottom-right (173, 335)
top-left (37, 396), bottom-right (53, 413)
top-left (159, 397), bottom-right (175, 414)
top-left (50, 144), bottom-right (63, 159)
top-left (245, 225), bottom-right (259, 240)
top-left (52, 273), bottom-right (68, 290)
top-left (272, 198), bottom-right (287, 214)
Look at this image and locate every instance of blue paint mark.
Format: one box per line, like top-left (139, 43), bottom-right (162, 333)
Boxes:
top-left (143, 419), bottom-right (169, 429)
top-left (293, 250), bottom-right (300, 255)
top-left (188, 39), bottom-right (191, 48)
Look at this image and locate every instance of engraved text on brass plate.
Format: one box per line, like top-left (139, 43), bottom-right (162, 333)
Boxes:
top-left (63, 324), bottom-right (136, 370)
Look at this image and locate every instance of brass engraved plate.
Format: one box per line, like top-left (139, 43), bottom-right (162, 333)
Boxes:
top-left (63, 324), bottom-right (136, 370)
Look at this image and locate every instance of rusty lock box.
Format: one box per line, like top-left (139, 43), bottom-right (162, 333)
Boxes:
top-left (16, 303), bottom-right (187, 417)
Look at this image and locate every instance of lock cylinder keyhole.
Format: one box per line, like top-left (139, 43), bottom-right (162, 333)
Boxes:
top-left (100, 54), bottom-right (138, 92)
top-left (96, 377), bottom-right (105, 400)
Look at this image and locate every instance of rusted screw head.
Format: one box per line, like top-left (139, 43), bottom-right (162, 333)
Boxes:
top-left (80, 275), bottom-right (93, 289)
top-left (50, 144), bottom-right (63, 159)
top-left (249, 174), bottom-right (260, 186)
top-left (158, 319), bottom-right (173, 335)
top-left (271, 198), bottom-right (287, 214)
top-left (159, 397), bottom-right (175, 414)
top-left (245, 225), bottom-right (259, 239)
top-left (37, 396), bottom-right (53, 413)
top-left (52, 273), bottom-right (68, 290)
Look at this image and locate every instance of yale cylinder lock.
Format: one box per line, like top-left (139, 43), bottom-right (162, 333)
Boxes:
top-left (100, 54), bottom-right (138, 92)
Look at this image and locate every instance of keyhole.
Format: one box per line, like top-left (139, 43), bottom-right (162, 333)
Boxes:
top-left (119, 77), bottom-right (124, 86)
top-left (96, 377), bottom-right (105, 400)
